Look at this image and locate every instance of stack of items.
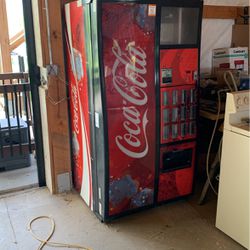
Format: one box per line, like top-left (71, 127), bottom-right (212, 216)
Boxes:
top-left (199, 81), bottom-right (227, 114)
top-left (200, 8), bottom-right (249, 113)
top-left (232, 7), bottom-right (250, 90)
top-left (212, 7), bottom-right (249, 90)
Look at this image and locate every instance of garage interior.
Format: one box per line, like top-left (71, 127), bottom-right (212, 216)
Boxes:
top-left (0, 0), bottom-right (249, 249)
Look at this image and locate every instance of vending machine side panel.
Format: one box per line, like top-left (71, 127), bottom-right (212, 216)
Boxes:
top-left (65, 2), bottom-right (93, 208)
top-left (89, 0), bottom-right (107, 220)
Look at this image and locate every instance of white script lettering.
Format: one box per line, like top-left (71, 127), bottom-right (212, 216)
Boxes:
top-left (112, 40), bottom-right (149, 158)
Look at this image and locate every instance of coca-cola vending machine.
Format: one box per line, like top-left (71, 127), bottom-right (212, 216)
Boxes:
top-left (65, 0), bottom-right (203, 221)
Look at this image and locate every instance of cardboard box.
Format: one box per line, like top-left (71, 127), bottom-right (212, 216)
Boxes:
top-left (212, 47), bottom-right (248, 74)
top-left (231, 25), bottom-right (249, 72)
top-left (232, 25), bottom-right (249, 47)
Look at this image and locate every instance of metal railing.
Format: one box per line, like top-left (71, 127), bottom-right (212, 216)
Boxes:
top-left (0, 73), bottom-right (35, 161)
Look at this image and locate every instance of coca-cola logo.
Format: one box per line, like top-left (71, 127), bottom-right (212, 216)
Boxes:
top-left (71, 85), bottom-right (80, 135)
top-left (112, 40), bottom-right (149, 159)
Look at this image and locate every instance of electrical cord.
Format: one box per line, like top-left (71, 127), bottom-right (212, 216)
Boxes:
top-left (45, 66), bottom-right (70, 106)
top-left (28, 216), bottom-right (92, 250)
top-left (215, 137), bottom-right (223, 183)
top-left (217, 137), bottom-right (223, 163)
top-left (223, 70), bottom-right (238, 92)
top-left (205, 70), bottom-right (238, 195)
top-left (205, 89), bottom-right (225, 195)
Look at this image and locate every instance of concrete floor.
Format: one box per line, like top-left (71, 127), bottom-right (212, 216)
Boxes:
top-left (0, 187), bottom-right (244, 250)
top-left (0, 155), bottom-right (38, 195)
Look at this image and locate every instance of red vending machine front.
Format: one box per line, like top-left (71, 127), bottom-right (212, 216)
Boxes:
top-left (65, 1), bottom-right (203, 221)
top-left (157, 6), bottom-right (201, 203)
top-left (101, 3), bottom-right (157, 216)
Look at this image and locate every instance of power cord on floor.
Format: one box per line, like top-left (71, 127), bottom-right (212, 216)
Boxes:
top-left (28, 216), bottom-right (92, 250)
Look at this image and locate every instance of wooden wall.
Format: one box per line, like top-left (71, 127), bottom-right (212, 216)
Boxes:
top-left (203, 5), bottom-right (247, 19)
top-left (32, 0), bottom-right (71, 193)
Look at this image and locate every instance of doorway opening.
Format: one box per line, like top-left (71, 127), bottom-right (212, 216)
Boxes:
top-left (0, 0), bottom-right (45, 194)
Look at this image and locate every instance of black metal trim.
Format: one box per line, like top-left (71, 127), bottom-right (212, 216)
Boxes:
top-left (88, 0), bottom-right (106, 220)
top-left (159, 138), bottom-right (197, 148)
top-left (22, 0), bottom-right (46, 187)
top-left (3, 88), bottom-right (13, 156)
top-left (159, 0), bottom-right (202, 8)
top-left (96, 1), bottom-right (110, 221)
top-left (160, 44), bottom-right (199, 50)
top-left (193, 1), bottom-right (204, 195)
top-left (153, 4), bottom-right (161, 206)
top-left (13, 85), bottom-right (23, 155)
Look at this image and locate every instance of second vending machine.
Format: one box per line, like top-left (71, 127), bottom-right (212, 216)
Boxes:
top-left (65, 0), bottom-right (203, 221)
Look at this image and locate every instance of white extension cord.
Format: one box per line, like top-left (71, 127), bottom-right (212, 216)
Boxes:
top-left (28, 216), bottom-right (92, 250)
top-left (205, 70), bottom-right (238, 195)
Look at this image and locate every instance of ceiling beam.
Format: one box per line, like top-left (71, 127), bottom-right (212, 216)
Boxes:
top-left (203, 5), bottom-right (242, 19)
top-left (9, 30), bottom-right (25, 51)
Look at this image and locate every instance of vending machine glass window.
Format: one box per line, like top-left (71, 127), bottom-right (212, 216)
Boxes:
top-left (160, 7), bottom-right (199, 45)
